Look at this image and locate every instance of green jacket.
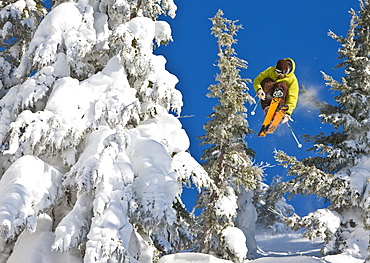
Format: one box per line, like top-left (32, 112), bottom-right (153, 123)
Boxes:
top-left (253, 58), bottom-right (299, 115)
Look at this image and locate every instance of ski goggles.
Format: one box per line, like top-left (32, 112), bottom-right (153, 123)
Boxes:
top-left (275, 68), bottom-right (288, 75)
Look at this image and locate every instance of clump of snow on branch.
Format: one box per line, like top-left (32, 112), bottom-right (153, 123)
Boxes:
top-left (13, 2), bottom-right (92, 79)
top-left (336, 155), bottom-right (370, 206)
top-left (222, 227), bottom-right (248, 263)
top-left (295, 209), bottom-right (341, 242)
top-left (0, 156), bottom-right (63, 239)
top-left (214, 185), bottom-right (238, 219)
top-left (172, 151), bottom-right (212, 189)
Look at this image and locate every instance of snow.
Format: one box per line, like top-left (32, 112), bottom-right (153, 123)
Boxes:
top-left (0, 155), bottom-right (63, 238)
top-left (172, 151), bottom-right (211, 189)
top-left (159, 252), bottom-right (231, 263)
top-left (154, 21), bottom-right (172, 45)
top-left (7, 214), bottom-right (80, 263)
top-left (236, 189), bottom-right (258, 259)
top-left (337, 155), bottom-right (370, 197)
top-left (156, 231), bottom-right (365, 263)
top-left (16, 2), bottom-right (96, 76)
top-left (4, 217), bottom-right (366, 263)
top-left (214, 185), bottom-right (238, 218)
top-left (313, 209), bottom-right (341, 235)
top-left (222, 227), bottom-right (248, 262)
top-left (129, 115), bottom-right (182, 223)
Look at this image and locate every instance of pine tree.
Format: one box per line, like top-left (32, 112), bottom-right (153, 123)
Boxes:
top-left (0, 0), bottom-right (209, 262)
top-left (272, 1), bottom-right (370, 259)
top-left (0, 1), bottom-right (47, 91)
top-left (197, 10), bottom-right (263, 262)
top-left (254, 177), bottom-right (295, 234)
top-left (302, 1), bottom-right (370, 173)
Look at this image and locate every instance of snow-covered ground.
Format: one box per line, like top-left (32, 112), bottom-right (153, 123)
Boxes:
top-left (6, 215), bottom-right (363, 263)
top-left (158, 231), bottom-right (364, 263)
top-left (254, 233), bottom-right (363, 263)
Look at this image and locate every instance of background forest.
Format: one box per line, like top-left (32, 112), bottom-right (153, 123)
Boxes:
top-left (0, 0), bottom-right (368, 263)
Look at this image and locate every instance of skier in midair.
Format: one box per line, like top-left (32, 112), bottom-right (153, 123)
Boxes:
top-left (253, 58), bottom-right (299, 123)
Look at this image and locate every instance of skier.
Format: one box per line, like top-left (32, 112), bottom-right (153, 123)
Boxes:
top-left (253, 58), bottom-right (299, 123)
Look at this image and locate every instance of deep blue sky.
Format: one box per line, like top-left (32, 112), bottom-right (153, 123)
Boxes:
top-left (156, 0), bottom-right (359, 216)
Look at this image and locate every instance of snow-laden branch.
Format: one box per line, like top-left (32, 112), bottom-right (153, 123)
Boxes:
top-left (0, 155), bottom-right (63, 240)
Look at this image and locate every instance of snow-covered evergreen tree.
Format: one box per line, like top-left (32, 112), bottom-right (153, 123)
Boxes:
top-left (197, 10), bottom-right (263, 262)
top-left (271, 1), bottom-right (370, 260)
top-left (0, 0), bottom-right (210, 262)
top-left (254, 177), bottom-right (295, 234)
top-left (0, 0), bottom-right (47, 91)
